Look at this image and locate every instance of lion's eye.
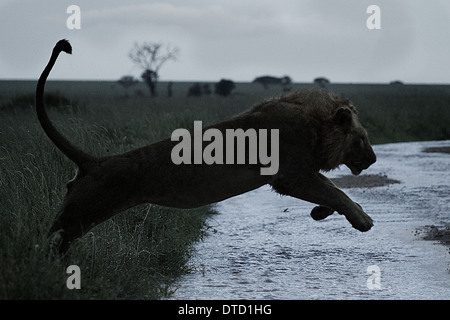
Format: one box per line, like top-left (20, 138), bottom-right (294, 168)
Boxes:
top-left (359, 137), bottom-right (365, 148)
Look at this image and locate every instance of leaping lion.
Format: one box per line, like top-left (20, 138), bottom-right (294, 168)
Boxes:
top-left (36, 40), bottom-right (376, 254)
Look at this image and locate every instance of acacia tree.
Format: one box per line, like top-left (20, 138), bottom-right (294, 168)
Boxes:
top-left (129, 42), bottom-right (179, 97)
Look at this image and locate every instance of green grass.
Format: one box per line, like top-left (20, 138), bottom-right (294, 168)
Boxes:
top-left (0, 80), bottom-right (449, 299)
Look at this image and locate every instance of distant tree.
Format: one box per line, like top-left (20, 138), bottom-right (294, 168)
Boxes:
top-left (129, 42), bottom-right (180, 97)
top-left (281, 75), bottom-right (292, 83)
top-left (187, 83), bottom-right (202, 97)
top-left (118, 75), bottom-right (138, 88)
top-left (281, 76), bottom-right (292, 92)
top-left (202, 84), bottom-right (212, 95)
top-left (253, 76), bottom-right (277, 89)
top-left (314, 77), bottom-right (330, 88)
top-left (253, 75), bottom-right (292, 90)
top-left (187, 83), bottom-right (213, 97)
top-left (390, 80), bottom-right (404, 85)
top-left (215, 79), bottom-right (235, 96)
top-left (167, 81), bottom-right (173, 98)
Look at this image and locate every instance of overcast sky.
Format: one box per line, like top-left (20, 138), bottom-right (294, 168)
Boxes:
top-left (1, 0), bottom-right (449, 83)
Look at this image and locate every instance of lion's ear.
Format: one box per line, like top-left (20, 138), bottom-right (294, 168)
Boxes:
top-left (334, 107), bottom-right (353, 131)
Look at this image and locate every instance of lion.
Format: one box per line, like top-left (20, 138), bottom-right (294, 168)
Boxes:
top-left (37, 40), bottom-right (376, 254)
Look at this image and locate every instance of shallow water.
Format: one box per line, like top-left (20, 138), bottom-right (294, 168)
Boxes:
top-left (172, 140), bottom-right (450, 299)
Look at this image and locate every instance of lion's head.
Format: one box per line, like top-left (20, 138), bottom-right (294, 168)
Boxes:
top-left (319, 93), bottom-right (376, 175)
top-left (276, 89), bottom-right (376, 175)
top-left (339, 114), bottom-right (377, 175)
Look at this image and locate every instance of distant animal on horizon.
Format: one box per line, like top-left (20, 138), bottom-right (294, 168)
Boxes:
top-left (37, 40), bottom-right (376, 254)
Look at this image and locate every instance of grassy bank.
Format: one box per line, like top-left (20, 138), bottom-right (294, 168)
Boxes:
top-left (0, 94), bottom-right (235, 299)
top-left (1, 81), bottom-right (449, 299)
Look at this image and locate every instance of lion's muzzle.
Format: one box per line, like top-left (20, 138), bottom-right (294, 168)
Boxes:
top-left (346, 147), bottom-right (377, 176)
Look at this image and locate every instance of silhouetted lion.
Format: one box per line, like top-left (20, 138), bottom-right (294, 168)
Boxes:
top-left (37, 40), bottom-right (376, 253)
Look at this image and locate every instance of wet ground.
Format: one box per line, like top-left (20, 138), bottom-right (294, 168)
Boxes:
top-left (172, 140), bottom-right (450, 300)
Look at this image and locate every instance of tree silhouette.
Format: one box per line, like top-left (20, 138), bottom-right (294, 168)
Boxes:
top-left (214, 79), bottom-right (235, 97)
top-left (129, 42), bottom-right (179, 97)
top-left (118, 75), bottom-right (138, 88)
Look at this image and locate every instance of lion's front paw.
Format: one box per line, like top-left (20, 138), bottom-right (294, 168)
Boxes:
top-left (310, 206), bottom-right (335, 221)
top-left (344, 204), bottom-right (374, 232)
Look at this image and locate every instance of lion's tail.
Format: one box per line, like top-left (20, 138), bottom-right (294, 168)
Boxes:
top-left (35, 39), bottom-right (95, 169)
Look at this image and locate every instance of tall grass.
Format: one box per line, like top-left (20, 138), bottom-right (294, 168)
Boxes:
top-left (339, 84), bottom-right (450, 144)
top-left (1, 82), bottom-right (449, 299)
top-left (0, 95), bottom-right (245, 299)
